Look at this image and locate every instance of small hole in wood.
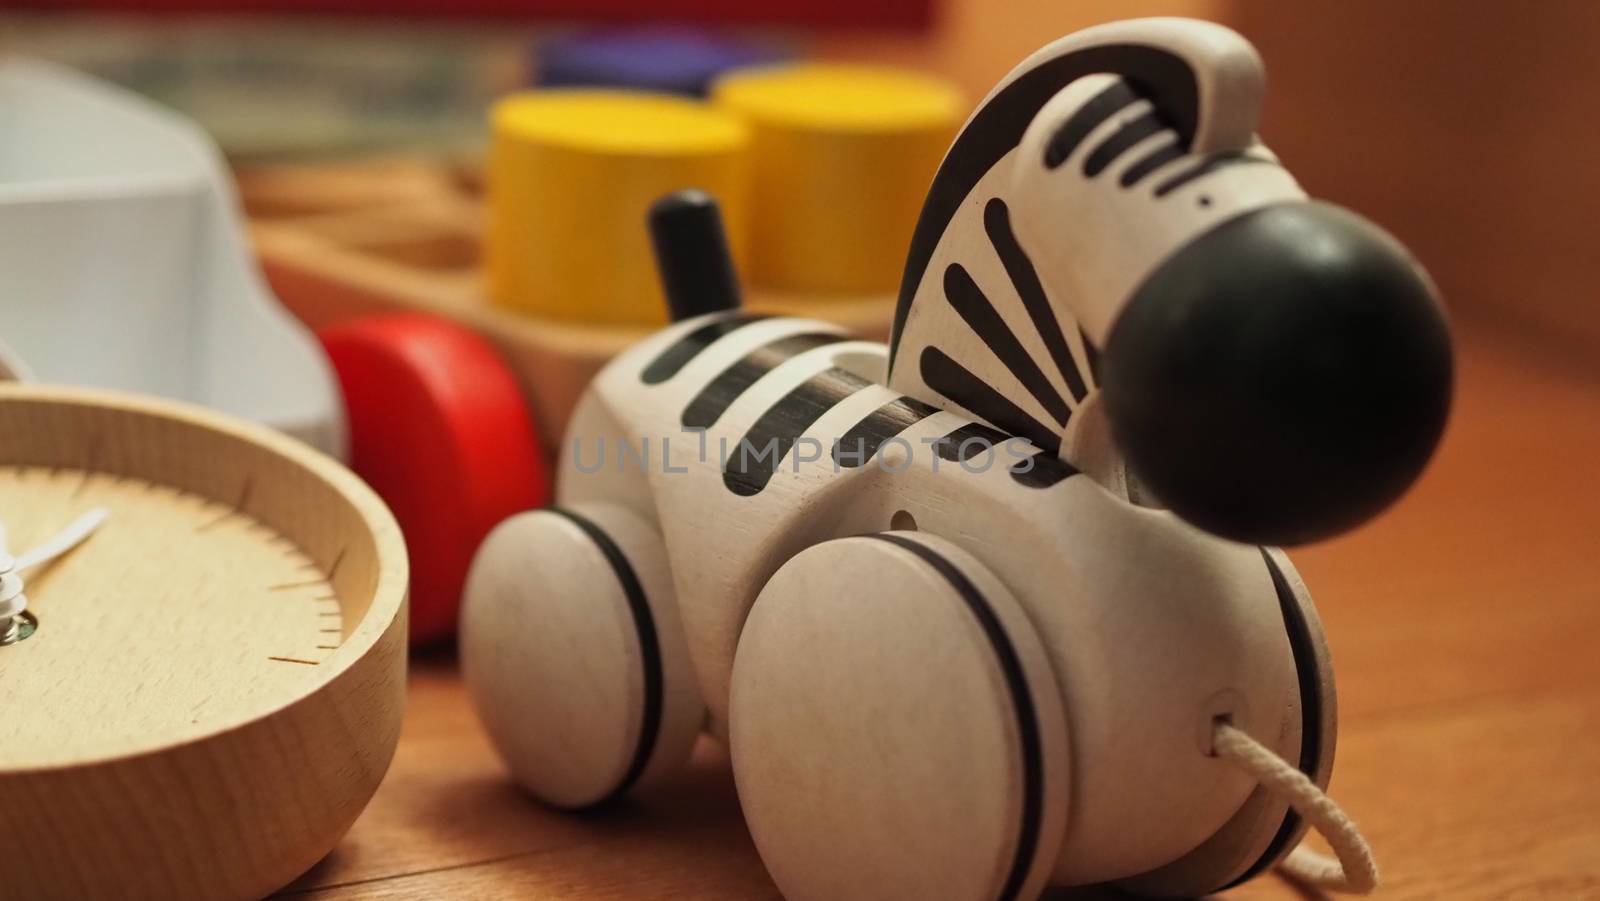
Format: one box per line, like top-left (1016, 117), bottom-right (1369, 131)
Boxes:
top-left (1204, 712), bottom-right (1234, 757)
top-left (1197, 689), bottom-right (1246, 756)
top-left (890, 510), bottom-right (917, 532)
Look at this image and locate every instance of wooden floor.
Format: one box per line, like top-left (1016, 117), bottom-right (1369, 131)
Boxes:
top-left (276, 320), bottom-right (1600, 900)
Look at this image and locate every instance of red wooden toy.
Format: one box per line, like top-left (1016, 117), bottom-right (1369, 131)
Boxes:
top-left (321, 314), bottom-right (547, 643)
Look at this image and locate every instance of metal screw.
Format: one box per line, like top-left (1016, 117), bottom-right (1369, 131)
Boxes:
top-left (0, 551), bottom-right (26, 646)
top-left (0, 611), bottom-right (38, 646)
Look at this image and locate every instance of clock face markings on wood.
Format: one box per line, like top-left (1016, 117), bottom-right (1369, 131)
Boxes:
top-left (0, 383), bottom-right (407, 900)
top-left (0, 462), bottom-right (349, 766)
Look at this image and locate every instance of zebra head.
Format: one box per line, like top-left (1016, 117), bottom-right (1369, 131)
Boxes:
top-left (890, 18), bottom-right (1452, 546)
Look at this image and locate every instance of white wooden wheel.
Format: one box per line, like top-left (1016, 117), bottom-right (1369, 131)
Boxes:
top-left (460, 502), bottom-right (703, 809)
top-left (729, 531), bottom-right (1071, 901)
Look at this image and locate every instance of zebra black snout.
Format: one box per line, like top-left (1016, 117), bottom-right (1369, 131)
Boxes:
top-left (1100, 201), bottom-right (1453, 546)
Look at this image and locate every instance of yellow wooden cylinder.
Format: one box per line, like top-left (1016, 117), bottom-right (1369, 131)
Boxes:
top-left (487, 91), bottom-right (750, 325)
top-left (712, 64), bottom-right (962, 295)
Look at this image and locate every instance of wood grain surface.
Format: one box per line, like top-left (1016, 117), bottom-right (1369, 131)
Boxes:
top-left (274, 316), bottom-right (1600, 899)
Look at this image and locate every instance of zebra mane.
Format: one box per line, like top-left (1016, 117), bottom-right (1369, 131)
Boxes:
top-left (885, 38), bottom-right (1205, 459)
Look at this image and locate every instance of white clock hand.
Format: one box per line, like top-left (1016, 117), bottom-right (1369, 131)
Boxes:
top-left (0, 507), bottom-right (110, 643)
top-left (12, 507), bottom-right (109, 572)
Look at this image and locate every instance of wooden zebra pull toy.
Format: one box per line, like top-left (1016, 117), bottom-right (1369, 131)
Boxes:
top-left (461, 17), bottom-right (1451, 901)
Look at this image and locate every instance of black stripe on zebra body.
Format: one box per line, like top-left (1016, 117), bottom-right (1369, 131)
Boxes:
top-left (641, 314), bottom-right (771, 385)
top-left (724, 367), bottom-right (875, 497)
top-left (683, 332), bottom-right (849, 429)
top-left (832, 395), bottom-right (942, 468)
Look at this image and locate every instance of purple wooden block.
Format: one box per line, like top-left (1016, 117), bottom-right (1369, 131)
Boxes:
top-left (535, 27), bottom-right (789, 97)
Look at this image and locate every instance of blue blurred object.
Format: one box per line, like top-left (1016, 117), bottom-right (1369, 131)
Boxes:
top-left (534, 27), bottom-right (789, 96)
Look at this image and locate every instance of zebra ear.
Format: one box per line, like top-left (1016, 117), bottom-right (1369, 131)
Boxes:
top-left (889, 19), bottom-right (1265, 376)
top-left (1006, 18), bottom-right (1265, 156)
top-left (1098, 18), bottom-right (1265, 155)
top-left (885, 19), bottom-right (1273, 462)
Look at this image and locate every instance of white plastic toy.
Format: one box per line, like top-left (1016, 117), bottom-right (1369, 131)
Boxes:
top-left (0, 59), bottom-right (345, 456)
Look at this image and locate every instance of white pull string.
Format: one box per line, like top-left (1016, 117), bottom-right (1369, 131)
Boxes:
top-left (1213, 720), bottom-right (1380, 894)
top-left (0, 508), bottom-right (110, 621)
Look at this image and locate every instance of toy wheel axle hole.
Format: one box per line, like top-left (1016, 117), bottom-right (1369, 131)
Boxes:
top-left (1204, 712), bottom-right (1234, 757)
top-left (1198, 688), bottom-right (1247, 756)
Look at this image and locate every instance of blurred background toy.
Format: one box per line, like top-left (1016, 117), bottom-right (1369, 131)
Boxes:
top-left (319, 315), bottom-right (547, 644)
top-left (245, 61), bottom-right (962, 449)
top-left (533, 27), bottom-right (790, 96)
top-left (484, 91), bottom-right (752, 327)
top-left (713, 63), bottom-right (961, 297)
top-left (0, 59), bottom-right (346, 456)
